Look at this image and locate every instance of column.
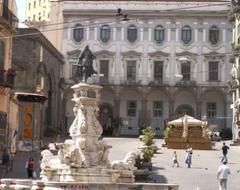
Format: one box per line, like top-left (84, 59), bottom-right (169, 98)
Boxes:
top-left (196, 101), bottom-right (202, 120)
top-left (140, 99), bottom-right (148, 126)
top-left (169, 99), bottom-right (175, 120)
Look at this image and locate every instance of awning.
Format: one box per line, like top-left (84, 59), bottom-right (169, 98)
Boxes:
top-left (15, 92), bottom-right (47, 103)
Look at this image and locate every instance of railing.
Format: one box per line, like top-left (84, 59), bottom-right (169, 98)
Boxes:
top-left (175, 80), bottom-right (196, 87)
top-left (0, 69), bottom-right (15, 88)
top-left (0, 3), bottom-right (18, 29)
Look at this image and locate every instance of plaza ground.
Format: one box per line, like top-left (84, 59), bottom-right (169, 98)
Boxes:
top-left (2, 137), bottom-right (240, 190)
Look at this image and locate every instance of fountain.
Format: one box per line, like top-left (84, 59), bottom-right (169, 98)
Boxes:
top-left (0, 45), bottom-right (179, 190)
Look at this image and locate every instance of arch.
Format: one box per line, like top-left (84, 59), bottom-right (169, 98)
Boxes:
top-left (175, 104), bottom-right (195, 118)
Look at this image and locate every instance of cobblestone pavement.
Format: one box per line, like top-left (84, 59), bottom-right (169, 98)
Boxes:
top-left (2, 137), bottom-right (240, 190)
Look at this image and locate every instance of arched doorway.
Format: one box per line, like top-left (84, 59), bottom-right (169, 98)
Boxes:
top-left (99, 104), bottom-right (113, 136)
top-left (175, 104), bottom-right (195, 118)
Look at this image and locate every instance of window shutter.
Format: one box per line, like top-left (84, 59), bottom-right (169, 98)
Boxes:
top-left (0, 40), bottom-right (5, 70)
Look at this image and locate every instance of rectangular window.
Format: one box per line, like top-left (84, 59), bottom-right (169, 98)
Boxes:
top-left (100, 60), bottom-right (109, 83)
top-left (33, 15), bottom-right (36, 20)
top-left (209, 61), bottom-right (218, 81)
top-left (181, 62), bottom-right (190, 81)
top-left (127, 60), bottom-right (136, 81)
top-left (28, 3), bottom-right (31, 10)
top-left (153, 101), bottom-right (163, 117)
top-left (34, 1), bottom-right (36, 8)
top-left (127, 101), bottom-right (137, 117)
top-left (154, 61), bottom-right (163, 81)
top-left (39, 0), bottom-right (41, 6)
top-left (0, 40), bottom-right (5, 70)
top-left (207, 102), bottom-right (217, 118)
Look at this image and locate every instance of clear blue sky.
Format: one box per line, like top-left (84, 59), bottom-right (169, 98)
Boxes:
top-left (16, 0), bottom-right (26, 22)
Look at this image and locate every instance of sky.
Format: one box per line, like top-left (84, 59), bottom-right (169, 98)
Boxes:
top-left (16, 0), bottom-right (26, 22)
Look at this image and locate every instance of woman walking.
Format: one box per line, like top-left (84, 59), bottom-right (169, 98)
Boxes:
top-left (25, 157), bottom-right (35, 178)
top-left (185, 145), bottom-right (193, 168)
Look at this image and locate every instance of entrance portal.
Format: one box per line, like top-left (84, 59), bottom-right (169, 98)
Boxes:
top-left (175, 104), bottom-right (195, 118)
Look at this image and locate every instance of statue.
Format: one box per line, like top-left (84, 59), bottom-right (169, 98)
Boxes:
top-left (77, 45), bottom-right (97, 82)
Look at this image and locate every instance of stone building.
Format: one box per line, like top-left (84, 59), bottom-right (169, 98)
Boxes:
top-left (47, 0), bottom-right (232, 136)
top-left (0, 0), bottom-right (19, 155)
top-left (12, 28), bottom-right (65, 150)
top-left (229, 0), bottom-right (240, 143)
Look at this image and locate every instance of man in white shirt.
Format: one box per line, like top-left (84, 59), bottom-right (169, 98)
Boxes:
top-left (217, 161), bottom-right (230, 190)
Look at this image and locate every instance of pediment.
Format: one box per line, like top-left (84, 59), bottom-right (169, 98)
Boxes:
top-left (148, 51), bottom-right (169, 57)
top-left (67, 49), bottom-right (81, 58)
top-left (94, 50), bottom-right (115, 57)
top-left (176, 51), bottom-right (197, 57)
top-left (203, 51), bottom-right (224, 57)
top-left (121, 50), bottom-right (142, 57)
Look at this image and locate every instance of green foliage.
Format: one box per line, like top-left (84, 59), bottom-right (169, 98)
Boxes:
top-left (112, 117), bottom-right (123, 129)
top-left (142, 147), bottom-right (154, 162)
top-left (220, 128), bottom-right (232, 140)
top-left (141, 126), bottom-right (155, 146)
top-left (134, 154), bottom-right (142, 169)
top-left (235, 43), bottom-right (240, 51)
top-left (164, 126), bottom-right (171, 138)
top-left (139, 124), bottom-right (148, 135)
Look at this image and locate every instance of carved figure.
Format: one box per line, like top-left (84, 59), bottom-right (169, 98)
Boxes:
top-left (40, 149), bottom-right (54, 169)
top-left (111, 152), bottom-right (138, 170)
top-left (93, 110), bottom-right (103, 135)
top-left (76, 45), bottom-right (97, 82)
top-left (69, 148), bottom-right (83, 167)
top-left (98, 140), bottom-right (111, 166)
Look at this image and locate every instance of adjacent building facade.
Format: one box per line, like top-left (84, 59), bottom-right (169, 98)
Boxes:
top-left (12, 28), bottom-right (65, 150)
top-left (26, 0), bottom-right (51, 22)
top-left (47, 0), bottom-right (232, 136)
top-left (229, 0), bottom-right (240, 142)
top-left (0, 0), bottom-right (18, 155)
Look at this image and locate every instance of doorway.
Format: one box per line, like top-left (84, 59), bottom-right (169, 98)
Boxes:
top-left (99, 104), bottom-right (113, 136)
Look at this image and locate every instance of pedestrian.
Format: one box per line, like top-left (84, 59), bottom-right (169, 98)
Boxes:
top-left (185, 145), bottom-right (193, 168)
top-left (2, 148), bottom-right (10, 164)
top-left (25, 157), bottom-right (35, 178)
top-left (172, 151), bottom-right (179, 167)
top-left (221, 142), bottom-right (229, 163)
top-left (217, 161), bottom-right (230, 190)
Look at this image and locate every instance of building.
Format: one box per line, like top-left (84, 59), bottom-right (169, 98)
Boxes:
top-left (0, 0), bottom-right (19, 155)
top-left (47, 0), bottom-right (232, 136)
top-left (229, 0), bottom-right (240, 143)
top-left (12, 28), bottom-right (65, 151)
top-left (26, 0), bottom-right (51, 22)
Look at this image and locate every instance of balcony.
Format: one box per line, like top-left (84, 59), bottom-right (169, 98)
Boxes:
top-left (0, 69), bottom-right (15, 88)
top-left (176, 80), bottom-right (196, 87)
top-left (0, 3), bottom-right (18, 30)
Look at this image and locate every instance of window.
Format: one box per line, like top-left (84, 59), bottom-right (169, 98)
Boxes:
top-left (154, 61), bottom-right (163, 81)
top-left (127, 25), bottom-right (137, 43)
top-left (100, 60), bottom-right (109, 83)
top-left (154, 25), bottom-right (165, 43)
top-left (153, 101), bottom-right (163, 117)
top-left (39, 0), bottom-right (41, 6)
top-left (209, 26), bottom-right (219, 45)
top-left (33, 15), bottom-right (36, 20)
top-left (100, 25), bottom-right (110, 43)
top-left (181, 25), bottom-right (192, 44)
top-left (28, 3), bottom-right (31, 10)
top-left (127, 61), bottom-right (136, 81)
top-left (34, 1), bottom-right (36, 8)
top-left (73, 24), bottom-right (84, 42)
top-left (48, 13), bottom-right (50, 18)
top-left (207, 102), bottom-right (217, 118)
top-left (38, 12), bottom-right (41, 21)
top-left (127, 101), bottom-right (137, 117)
top-left (43, 11), bottom-right (45, 17)
top-left (209, 61), bottom-right (218, 81)
top-left (0, 40), bottom-right (5, 70)
top-left (181, 62), bottom-right (191, 80)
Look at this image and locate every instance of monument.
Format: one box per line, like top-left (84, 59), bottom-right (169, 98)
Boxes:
top-left (0, 45), bottom-right (179, 190)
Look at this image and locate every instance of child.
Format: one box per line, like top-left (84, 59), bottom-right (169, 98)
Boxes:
top-left (173, 151), bottom-right (179, 167)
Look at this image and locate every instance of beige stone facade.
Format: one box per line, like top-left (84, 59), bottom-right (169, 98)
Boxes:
top-left (26, 0), bottom-right (51, 22)
top-left (0, 0), bottom-right (18, 154)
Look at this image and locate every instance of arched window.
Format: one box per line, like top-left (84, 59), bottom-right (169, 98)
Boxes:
top-left (127, 25), bottom-right (137, 43)
top-left (154, 25), bottom-right (165, 43)
top-left (181, 25), bottom-right (192, 44)
top-left (73, 24), bottom-right (84, 42)
top-left (100, 25), bottom-right (111, 43)
top-left (209, 26), bottom-right (219, 45)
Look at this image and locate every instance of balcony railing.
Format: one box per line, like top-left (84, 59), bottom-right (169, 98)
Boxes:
top-left (0, 69), bottom-right (15, 88)
top-left (0, 3), bottom-right (18, 29)
top-left (176, 80), bottom-right (196, 87)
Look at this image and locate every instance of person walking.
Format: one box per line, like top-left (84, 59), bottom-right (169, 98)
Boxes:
top-left (2, 148), bottom-right (10, 164)
top-left (217, 161), bottom-right (230, 190)
top-left (221, 142), bottom-right (229, 163)
top-left (172, 151), bottom-right (179, 167)
top-left (25, 157), bottom-right (35, 178)
top-left (185, 145), bottom-right (193, 168)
